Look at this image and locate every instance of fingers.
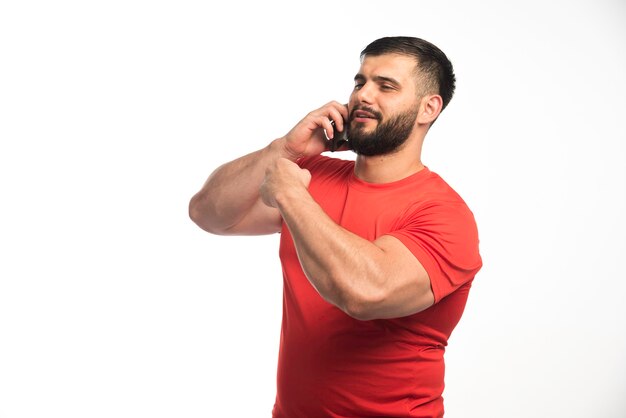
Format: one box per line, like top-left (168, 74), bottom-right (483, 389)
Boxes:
top-left (326, 101), bottom-right (349, 137)
top-left (299, 167), bottom-right (312, 189)
top-left (261, 158), bottom-right (312, 207)
top-left (319, 101), bottom-right (349, 139)
top-left (321, 116), bottom-right (336, 140)
top-left (283, 101), bottom-right (349, 158)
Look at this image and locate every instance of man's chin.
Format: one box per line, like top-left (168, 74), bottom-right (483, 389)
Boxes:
top-left (349, 125), bottom-right (375, 138)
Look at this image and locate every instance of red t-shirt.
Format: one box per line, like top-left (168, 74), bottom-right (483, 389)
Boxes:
top-left (273, 155), bottom-right (482, 418)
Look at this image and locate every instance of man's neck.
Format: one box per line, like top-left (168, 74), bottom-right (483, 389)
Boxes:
top-left (354, 154), bottom-right (424, 184)
top-left (353, 135), bottom-right (425, 184)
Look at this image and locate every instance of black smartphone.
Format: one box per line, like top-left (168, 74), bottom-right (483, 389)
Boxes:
top-left (327, 119), bottom-right (349, 152)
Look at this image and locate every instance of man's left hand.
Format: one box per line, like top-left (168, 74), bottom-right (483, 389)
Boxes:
top-left (260, 158), bottom-right (312, 208)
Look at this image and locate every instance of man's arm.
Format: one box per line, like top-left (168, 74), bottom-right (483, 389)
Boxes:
top-left (260, 158), bottom-right (435, 320)
top-left (189, 101), bottom-right (349, 236)
top-left (189, 140), bottom-right (284, 235)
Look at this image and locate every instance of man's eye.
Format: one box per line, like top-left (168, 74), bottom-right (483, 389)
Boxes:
top-left (354, 83), bottom-right (364, 90)
top-left (381, 84), bottom-right (394, 90)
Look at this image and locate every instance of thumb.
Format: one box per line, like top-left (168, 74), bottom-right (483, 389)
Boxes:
top-left (300, 168), bottom-right (312, 188)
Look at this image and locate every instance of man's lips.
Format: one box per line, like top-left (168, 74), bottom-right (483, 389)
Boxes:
top-left (351, 109), bottom-right (379, 122)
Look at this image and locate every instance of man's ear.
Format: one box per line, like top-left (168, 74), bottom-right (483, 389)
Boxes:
top-left (417, 94), bottom-right (443, 125)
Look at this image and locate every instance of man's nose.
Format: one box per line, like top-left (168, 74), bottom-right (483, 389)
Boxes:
top-left (355, 83), bottom-right (374, 104)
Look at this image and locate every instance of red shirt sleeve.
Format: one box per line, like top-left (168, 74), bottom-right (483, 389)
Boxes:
top-left (389, 200), bottom-right (482, 303)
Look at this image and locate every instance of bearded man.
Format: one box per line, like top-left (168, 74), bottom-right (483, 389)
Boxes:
top-left (189, 36), bottom-right (483, 418)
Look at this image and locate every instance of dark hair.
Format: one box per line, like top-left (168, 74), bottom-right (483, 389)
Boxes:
top-left (360, 36), bottom-right (456, 111)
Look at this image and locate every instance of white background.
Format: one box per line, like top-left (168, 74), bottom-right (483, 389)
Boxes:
top-left (1, 0), bottom-right (625, 417)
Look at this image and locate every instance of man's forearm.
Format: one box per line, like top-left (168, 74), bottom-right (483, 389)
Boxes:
top-left (274, 185), bottom-right (387, 318)
top-left (189, 139), bottom-right (287, 234)
top-left (190, 101), bottom-right (350, 235)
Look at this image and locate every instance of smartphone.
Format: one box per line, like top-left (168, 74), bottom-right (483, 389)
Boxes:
top-left (327, 119), bottom-right (349, 152)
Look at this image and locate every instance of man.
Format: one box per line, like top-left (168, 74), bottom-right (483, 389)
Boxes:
top-left (189, 36), bottom-right (482, 417)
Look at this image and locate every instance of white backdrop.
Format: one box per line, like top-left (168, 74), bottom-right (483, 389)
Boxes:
top-left (1, 1), bottom-right (625, 417)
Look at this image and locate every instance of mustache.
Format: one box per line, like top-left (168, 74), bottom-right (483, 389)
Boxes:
top-left (350, 106), bottom-right (383, 122)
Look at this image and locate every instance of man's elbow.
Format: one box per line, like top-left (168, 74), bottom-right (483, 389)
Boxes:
top-left (341, 288), bottom-right (387, 321)
top-left (343, 304), bottom-right (377, 321)
top-left (189, 194), bottom-right (205, 227)
top-left (188, 195), bottom-right (225, 235)
top-left (340, 281), bottom-right (434, 321)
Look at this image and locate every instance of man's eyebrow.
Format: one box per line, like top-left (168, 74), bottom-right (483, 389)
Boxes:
top-left (353, 74), bottom-right (401, 87)
top-left (373, 75), bottom-right (401, 86)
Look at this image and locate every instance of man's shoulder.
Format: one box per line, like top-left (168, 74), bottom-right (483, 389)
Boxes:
top-left (421, 168), bottom-right (467, 204)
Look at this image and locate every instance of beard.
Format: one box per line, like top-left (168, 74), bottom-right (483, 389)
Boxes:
top-left (347, 106), bottom-right (419, 156)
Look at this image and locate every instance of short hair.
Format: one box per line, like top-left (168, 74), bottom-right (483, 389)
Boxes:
top-left (360, 36), bottom-right (456, 111)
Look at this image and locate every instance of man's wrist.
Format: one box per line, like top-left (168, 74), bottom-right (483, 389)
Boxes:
top-left (269, 137), bottom-right (302, 162)
top-left (274, 183), bottom-right (312, 215)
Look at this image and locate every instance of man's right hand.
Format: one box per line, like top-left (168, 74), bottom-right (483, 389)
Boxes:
top-left (279, 101), bottom-right (349, 160)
